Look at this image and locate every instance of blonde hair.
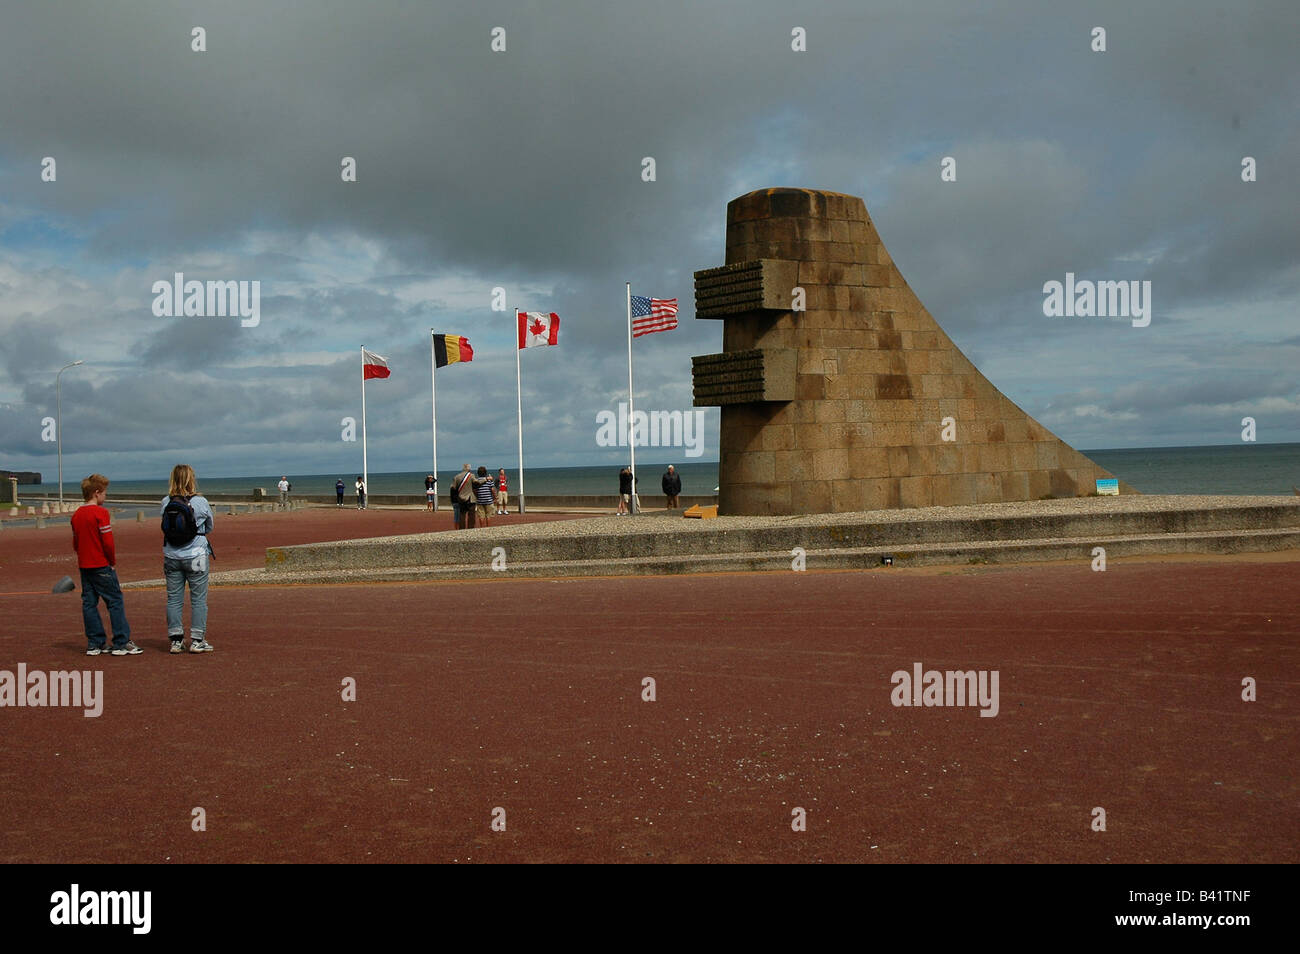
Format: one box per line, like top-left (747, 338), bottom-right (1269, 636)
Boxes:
top-left (81, 473), bottom-right (109, 501)
top-left (169, 464), bottom-right (197, 498)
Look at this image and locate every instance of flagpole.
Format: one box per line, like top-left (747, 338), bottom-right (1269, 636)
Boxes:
top-left (430, 330), bottom-right (439, 513)
top-left (515, 315), bottom-right (526, 514)
top-left (626, 283), bottom-right (637, 515)
top-left (360, 346), bottom-right (369, 506)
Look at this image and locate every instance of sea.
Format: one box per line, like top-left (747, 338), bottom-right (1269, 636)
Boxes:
top-left (20, 443), bottom-right (1300, 499)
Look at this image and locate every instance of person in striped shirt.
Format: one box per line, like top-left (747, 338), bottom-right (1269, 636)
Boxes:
top-left (472, 466), bottom-right (496, 527)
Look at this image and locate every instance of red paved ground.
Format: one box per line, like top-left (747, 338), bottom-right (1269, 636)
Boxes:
top-left (1, 513), bottom-right (1296, 863)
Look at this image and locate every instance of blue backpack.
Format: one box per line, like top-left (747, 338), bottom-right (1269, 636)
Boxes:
top-left (161, 495), bottom-right (199, 547)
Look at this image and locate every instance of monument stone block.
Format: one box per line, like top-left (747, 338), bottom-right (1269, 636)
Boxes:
top-left (692, 188), bottom-right (1134, 513)
top-left (1000, 472), bottom-right (1030, 500)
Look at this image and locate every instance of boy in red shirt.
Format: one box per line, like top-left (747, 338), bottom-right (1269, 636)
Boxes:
top-left (71, 473), bottom-right (139, 655)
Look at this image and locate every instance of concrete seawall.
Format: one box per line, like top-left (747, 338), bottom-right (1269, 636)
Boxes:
top-left (249, 495), bottom-right (1300, 582)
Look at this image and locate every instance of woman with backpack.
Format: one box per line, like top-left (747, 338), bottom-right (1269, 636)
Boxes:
top-left (160, 464), bottom-right (215, 653)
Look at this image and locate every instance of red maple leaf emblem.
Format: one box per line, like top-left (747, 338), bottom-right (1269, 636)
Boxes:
top-left (529, 317), bottom-right (546, 338)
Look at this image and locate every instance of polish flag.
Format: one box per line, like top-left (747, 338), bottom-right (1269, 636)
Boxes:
top-left (517, 312), bottom-right (560, 349)
top-left (362, 348), bottom-right (391, 379)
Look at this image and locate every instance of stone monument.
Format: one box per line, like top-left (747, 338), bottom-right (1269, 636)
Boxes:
top-left (692, 188), bottom-right (1133, 515)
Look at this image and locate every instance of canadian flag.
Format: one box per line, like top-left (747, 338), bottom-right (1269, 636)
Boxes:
top-left (517, 311), bottom-right (560, 349)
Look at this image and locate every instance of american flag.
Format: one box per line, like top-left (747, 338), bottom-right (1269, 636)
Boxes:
top-left (631, 295), bottom-right (678, 338)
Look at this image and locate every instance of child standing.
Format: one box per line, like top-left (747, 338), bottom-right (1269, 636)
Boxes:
top-left (71, 474), bottom-right (139, 655)
top-left (161, 464), bottom-right (215, 653)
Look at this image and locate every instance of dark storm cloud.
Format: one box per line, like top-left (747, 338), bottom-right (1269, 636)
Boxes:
top-left (2, 323), bottom-right (74, 388)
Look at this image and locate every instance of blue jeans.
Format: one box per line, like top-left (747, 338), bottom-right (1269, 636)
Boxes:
top-left (165, 554), bottom-right (209, 640)
top-left (80, 567), bottom-right (130, 649)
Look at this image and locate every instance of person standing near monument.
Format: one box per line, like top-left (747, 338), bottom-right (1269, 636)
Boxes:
top-left (496, 468), bottom-right (509, 515)
top-left (452, 464), bottom-right (476, 529)
top-left (161, 464), bottom-right (215, 653)
top-left (335, 478), bottom-right (345, 507)
top-left (662, 465), bottom-right (682, 509)
top-left (425, 474), bottom-right (437, 513)
top-left (617, 466), bottom-right (636, 515)
top-left (473, 466), bottom-right (495, 528)
top-left (355, 476), bottom-right (366, 510)
top-left (277, 476), bottom-right (290, 508)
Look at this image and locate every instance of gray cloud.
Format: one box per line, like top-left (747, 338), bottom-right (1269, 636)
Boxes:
top-left (1, 0), bottom-right (1297, 479)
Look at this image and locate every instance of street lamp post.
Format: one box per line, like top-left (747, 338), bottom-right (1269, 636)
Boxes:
top-left (56, 360), bottom-right (84, 509)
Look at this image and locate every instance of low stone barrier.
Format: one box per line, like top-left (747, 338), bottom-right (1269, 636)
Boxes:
top-left (264, 495), bottom-right (1300, 575)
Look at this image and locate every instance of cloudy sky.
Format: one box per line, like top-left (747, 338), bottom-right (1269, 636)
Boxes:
top-left (1, 0), bottom-right (1296, 481)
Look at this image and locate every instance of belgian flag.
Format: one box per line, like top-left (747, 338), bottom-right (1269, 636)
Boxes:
top-left (433, 334), bottom-right (474, 367)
